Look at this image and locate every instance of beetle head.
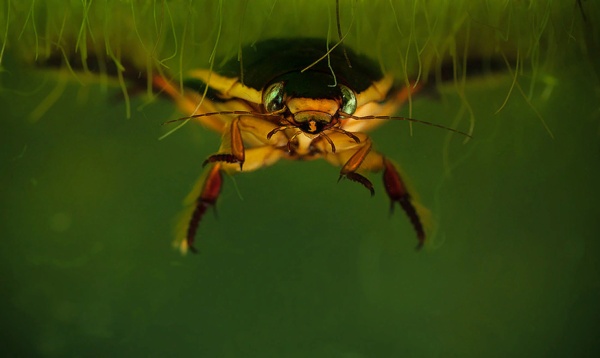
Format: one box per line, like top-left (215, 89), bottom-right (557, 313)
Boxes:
top-left (262, 71), bottom-right (357, 135)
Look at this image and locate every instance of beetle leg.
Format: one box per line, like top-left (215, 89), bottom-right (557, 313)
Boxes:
top-left (176, 145), bottom-right (285, 254)
top-left (319, 131), bottom-right (427, 248)
top-left (204, 115), bottom-right (290, 169)
top-left (329, 127), bottom-right (361, 144)
top-left (338, 138), bottom-right (375, 196)
top-left (204, 117), bottom-right (245, 170)
top-left (183, 162), bottom-right (224, 254)
top-left (351, 152), bottom-right (427, 249)
top-left (152, 76), bottom-right (257, 134)
top-left (380, 158), bottom-right (426, 249)
top-left (152, 76), bottom-right (225, 133)
top-left (267, 125), bottom-right (294, 140)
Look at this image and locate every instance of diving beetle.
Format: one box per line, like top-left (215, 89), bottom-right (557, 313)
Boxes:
top-left (153, 38), bottom-right (469, 253)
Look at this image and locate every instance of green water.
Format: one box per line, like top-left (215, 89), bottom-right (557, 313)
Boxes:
top-left (1, 52), bottom-right (599, 356)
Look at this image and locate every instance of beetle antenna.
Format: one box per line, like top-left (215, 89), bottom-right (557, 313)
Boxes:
top-left (341, 113), bottom-right (473, 138)
top-left (161, 110), bottom-right (284, 125)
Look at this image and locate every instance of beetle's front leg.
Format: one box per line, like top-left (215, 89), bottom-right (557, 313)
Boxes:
top-left (321, 132), bottom-right (427, 249)
top-left (315, 131), bottom-right (376, 195)
top-left (204, 117), bottom-right (246, 170)
top-left (203, 116), bottom-right (288, 171)
top-left (338, 138), bottom-right (375, 196)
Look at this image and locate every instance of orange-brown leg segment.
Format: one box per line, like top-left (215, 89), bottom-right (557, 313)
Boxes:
top-left (177, 145), bottom-right (286, 254)
top-left (186, 163), bottom-right (223, 253)
top-left (203, 117), bottom-right (245, 170)
top-left (321, 132), bottom-right (426, 248)
top-left (338, 139), bottom-right (375, 196)
top-left (382, 158), bottom-right (426, 249)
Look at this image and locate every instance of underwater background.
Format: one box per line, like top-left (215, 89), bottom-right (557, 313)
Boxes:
top-left (1, 1), bottom-right (600, 357)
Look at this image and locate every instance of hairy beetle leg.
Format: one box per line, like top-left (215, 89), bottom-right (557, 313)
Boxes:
top-left (186, 163), bottom-right (224, 253)
top-left (203, 154), bottom-right (243, 169)
top-left (338, 172), bottom-right (374, 196)
top-left (337, 137), bottom-right (374, 195)
top-left (382, 158), bottom-right (426, 249)
top-left (178, 146), bottom-right (286, 253)
top-left (203, 117), bottom-right (246, 170)
top-left (322, 132), bottom-right (426, 248)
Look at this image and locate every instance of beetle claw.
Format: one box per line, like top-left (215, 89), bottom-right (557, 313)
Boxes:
top-left (339, 172), bottom-right (375, 197)
top-left (203, 154), bottom-right (244, 170)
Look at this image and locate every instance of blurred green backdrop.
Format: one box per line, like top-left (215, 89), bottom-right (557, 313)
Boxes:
top-left (1, 1), bottom-right (600, 357)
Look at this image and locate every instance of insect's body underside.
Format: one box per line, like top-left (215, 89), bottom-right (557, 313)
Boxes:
top-left (154, 39), bottom-right (430, 253)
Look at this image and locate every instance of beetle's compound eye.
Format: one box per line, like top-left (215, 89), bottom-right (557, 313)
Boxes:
top-left (339, 85), bottom-right (357, 117)
top-left (263, 82), bottom-right (286, 113)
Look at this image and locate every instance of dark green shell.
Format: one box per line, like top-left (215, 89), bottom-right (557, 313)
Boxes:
top-left (216, 38), bottom-right (384, 96)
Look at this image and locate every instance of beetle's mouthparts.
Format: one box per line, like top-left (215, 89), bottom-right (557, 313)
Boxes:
top-left (294, 111), bottom-right (332, 134)
top-left (294, 111), bottom-right (332, 124)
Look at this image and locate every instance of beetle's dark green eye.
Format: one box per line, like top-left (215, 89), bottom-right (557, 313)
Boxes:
top-left (263, 82), bottom-right (286, 113)
top-left (340, 85), bottom-right (357, 116)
